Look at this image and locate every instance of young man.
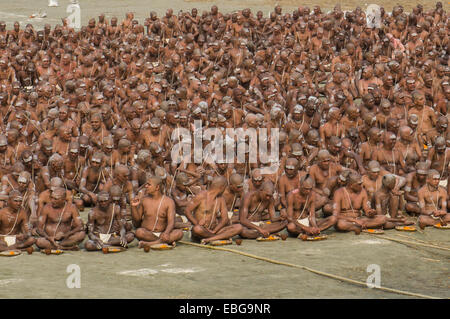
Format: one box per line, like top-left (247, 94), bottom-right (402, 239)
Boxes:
top-left (417, 169), bottom-right (449, 229)
top-left (131, 176), bottom-right (183, 248)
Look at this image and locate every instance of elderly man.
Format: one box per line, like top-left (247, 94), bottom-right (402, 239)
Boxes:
top-left (36, 187), bottom-right (85, 250)
top-left (239, 180), bottom-right (287, 239)
top-left (85, 191), bottom-right (134, 251)
top-left (184, 176), bottom-right (243, 244)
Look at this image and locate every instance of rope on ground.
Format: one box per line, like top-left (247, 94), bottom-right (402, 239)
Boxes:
top-left (373, 235), bottom-right (450, 252)
top-left (393, 233), bottom-right (450, 249)
top-left (179, 240), bottom-right (440, 299)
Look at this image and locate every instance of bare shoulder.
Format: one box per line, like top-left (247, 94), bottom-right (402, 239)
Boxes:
top-left (417, 185), bottom-right (426, 196)
top-left (333, 187), bottom-right (344, 199)
top-left (68, 203), bottom-right (79, 213)
top-left (163, 195), bottom-right (175, 206)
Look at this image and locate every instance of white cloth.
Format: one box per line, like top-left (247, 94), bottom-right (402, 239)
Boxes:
top-left (153, 232), bottom-right (161, 238)
top-left (251, 221), bottom-right (265, 227)
top-left (2, 235), bottom-right (16, 247)
top-left (439, 179), bottom-right (448, 188)
top-left (297, 217), bottom-right (310, 227)
top-left (228, 211), bottom-right (234, 219)
top-left (99, 233), bottom-right (111, 243)
top-left (179, 215), bottom-right (188, 224)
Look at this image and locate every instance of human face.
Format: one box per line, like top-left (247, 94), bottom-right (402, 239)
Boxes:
top-left (428, 175), bottom-right (440, 189)
top-left (118, 170), bottom-right (130, 183)
top-left (300, 184), bottom-right (313, 196)
top-left (98, 197), bottom-right (110, 209)
top-left (145, 181), bottom-right (157, 195)
top-left (51, 161), bottom-right (63, 172)
top-left (318, 158), bottom-right (330, 170)
top-left (417, 172), bottom-right (427, 183)
top-left (69, 149), bottom-right (78, 160)
top-left (252, 175), bottom-right (263, 188)
top-left (285, 165), bottom-right (297, 178)
top-left (91, 118), bottom-right (101, 130)
top-left (51, 193), bottom-right (66, 208)
top-left (230, 182), bottom-right (243, 193)
top-left (9, 197), bottom-right (22, 211)
top-left (350, 181), bottom-right (363, 193)
top-left (91, 157), bottom-right (101, 168)
top-left (260, 189), bottom-right (272, 201)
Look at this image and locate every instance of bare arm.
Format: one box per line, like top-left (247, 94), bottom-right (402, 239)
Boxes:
top-left (184, 193), bottom-right (202, 225)
top-left (211, 197), bottom-right (229, 234)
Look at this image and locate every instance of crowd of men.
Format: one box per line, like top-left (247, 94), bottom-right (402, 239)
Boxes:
top-left (0, 2), bottom-right (449, 253)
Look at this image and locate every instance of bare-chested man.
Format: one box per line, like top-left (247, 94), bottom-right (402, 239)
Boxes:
top-left (286, 176), bottom-right (337, 237)
top-left (374, 174), bottom-right (414, 229)
top-left (309, 150), bottom-right (342, 215)
top-left (404, 162), bottom-right (429, 215)
top-left (184, 176), bottom-right (243, 244)
top-left (333, 172), bottom-right (387, 234)
top-left (239, 180), bottom-right (287, 239)
top-left (278, 158), bottom-right (306, 210)
top-left (85, 191), bottom-right (134, 251)
top-left (79, 152), bottom-right (108, 207)
top-left (36, 188), bottom-right (85, 250)
top-left (0, 191), bottom-right (35, 252)
top-left (417, 169), bottom-right (449, 229)
top-left (222, 173), bottom-right (244, 224)
top-left (131, 176), bottom-right (183, 248)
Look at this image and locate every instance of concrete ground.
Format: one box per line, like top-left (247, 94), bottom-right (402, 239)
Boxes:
top-left (1, 208), bottom-right (449, 299)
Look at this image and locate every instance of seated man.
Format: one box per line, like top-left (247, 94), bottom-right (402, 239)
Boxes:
top-left (278, 158), bottom-right (306, 210)
top-left (309, 150), bottom-right (342, 216)
top-left (404, 162), bottom-right (429, 216)
top-left (0, 191), bottom-right (35, 252)
top-left (131, 176), bottom-right (183, 248)
top-left (36, 177), bottom-right (73, 226)
top-left (374, 174), bottom-right (414, 229)
top-left (418, 169), bottom-right (449, 229)
top-left (239, 180), bottom-right (287, 239)
top-left (36, 188), bottom-right (85, 250)
top-left (286, 176), bottom-right (337, 237)
top-left (79, 152), bottom-right (109, 207)
top-left (184, 176), bottom-right (243, 244)
top-left (85, 191), bottom-right (134, 251)
top-left (333, 172), bottom-right (387, 234)
top-left (222, 173), bottom-right (244, 224)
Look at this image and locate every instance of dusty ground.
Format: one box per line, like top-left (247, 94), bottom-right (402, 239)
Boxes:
top-left (0, 0), bottom-right (449, 299)
top-left (1, 209), bottom-right (449, 299)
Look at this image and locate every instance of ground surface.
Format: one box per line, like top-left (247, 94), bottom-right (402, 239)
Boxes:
top-left (0, 0), bottom-right (449, 299)
top-left (1, 209), bottom-right (449, 299)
